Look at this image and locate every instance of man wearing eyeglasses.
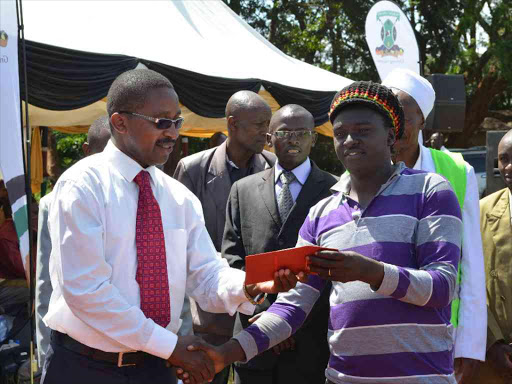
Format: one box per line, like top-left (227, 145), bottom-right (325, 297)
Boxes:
top-left (221, 104), bottom-right (336, 384)
top-left (173, 91), bottom-right (276, 384)
top-left (41, 70), bottom-right (300, 384)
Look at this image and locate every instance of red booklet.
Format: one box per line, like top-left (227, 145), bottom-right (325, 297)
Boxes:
top-left (244, 245), bottom-right (337, 285)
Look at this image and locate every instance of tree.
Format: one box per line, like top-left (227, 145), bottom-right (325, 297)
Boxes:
top-left (224, 0), bottom-right (512, 147)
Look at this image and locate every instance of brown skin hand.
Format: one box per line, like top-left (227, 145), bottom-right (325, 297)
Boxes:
top-left (167, 336), bottom-right (215, 384)
top-left (307, 251), bottom-right (384, 290)
top-left (487, 341), bottom-right (512, 379)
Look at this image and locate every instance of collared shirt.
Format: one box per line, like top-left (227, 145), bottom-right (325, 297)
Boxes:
top-left (226, 152), bottom-right (254, 184)
top-left (274, 157), bottom-right (311, 202)
top-left (413, 144), bottom-right (487, 361)
top-left (45, 141), bottom-right (254, 359)
top-left (234, 163), bottom-right (462, 384)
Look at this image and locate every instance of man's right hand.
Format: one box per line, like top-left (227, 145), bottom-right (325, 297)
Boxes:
top-left (176, 338), bottom-right (246, 383)
top-left (167, 336), bottom-right (215, 384)
top-left (487, 341), bottom-right (512, 378)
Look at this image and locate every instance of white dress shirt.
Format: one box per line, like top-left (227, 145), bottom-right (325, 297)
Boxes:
top-left (274, 157), bottom-right (312, 202)
top-left (45, 141), bottom-right (254, 359)
top-left (413, 144), bottom-right (487, 361)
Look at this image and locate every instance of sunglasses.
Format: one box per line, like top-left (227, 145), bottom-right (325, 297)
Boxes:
top-left (119, 111), bottom-right (184, 131)
top-left (268, 130), bottom-right (316, 140)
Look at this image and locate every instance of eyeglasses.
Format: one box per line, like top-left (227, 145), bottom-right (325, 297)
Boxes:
top-left (268, 130), bottom-right (316, 140)
top-left (119, 111), bottom-right (184, 131)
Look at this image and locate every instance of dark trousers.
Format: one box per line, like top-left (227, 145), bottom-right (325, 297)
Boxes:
top-left (41, 339), bottom-right (176, 384)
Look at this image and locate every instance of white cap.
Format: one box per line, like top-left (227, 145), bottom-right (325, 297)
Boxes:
top-left (382, 68), bottom-right (435, 120)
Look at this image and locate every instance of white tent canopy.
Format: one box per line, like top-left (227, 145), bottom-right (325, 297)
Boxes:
top-left (23, 0), bottom-right (352, 92)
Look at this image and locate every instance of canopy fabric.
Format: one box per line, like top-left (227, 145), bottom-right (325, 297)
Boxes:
top-left (20, 0), bottom-right (352, 135)
top-left (22, 40), bottom-right (345, 129)
top-left (22, 0), bottom-right (351, 92)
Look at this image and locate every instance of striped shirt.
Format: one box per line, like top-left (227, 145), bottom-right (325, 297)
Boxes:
top-left (234, 163), bottom-right (462, 384)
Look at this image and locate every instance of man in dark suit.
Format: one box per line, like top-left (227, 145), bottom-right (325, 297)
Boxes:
top-left (173, 90), bottom-right (275, 384)
top-left (222, 104), bottom-right (336, 384)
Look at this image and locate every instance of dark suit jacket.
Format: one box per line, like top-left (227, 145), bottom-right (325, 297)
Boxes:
top-left (222, 161), bottom-right (336, 378)
top-left (173, 141), bottom-right (275, 343)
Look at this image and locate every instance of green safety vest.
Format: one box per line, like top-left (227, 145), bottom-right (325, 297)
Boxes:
top-left (429, 148), bottom-right (467, 327)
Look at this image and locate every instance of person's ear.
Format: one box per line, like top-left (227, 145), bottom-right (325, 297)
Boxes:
top-left (110, 113), bottom-right (128, 135)
top-left (266, 132), bottom-right (273, 147)
top-left (311, 131), bottom-right (318, 147)
top-left (82, 142), bottom-right (90, 157)
top-left (420, 115), bottom-right (426, 130)
top-left (227, 116), bottom-right (236, 136)
top-left (388, 127), bottom-right (396, 147)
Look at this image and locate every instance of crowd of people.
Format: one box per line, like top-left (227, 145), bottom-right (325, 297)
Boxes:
top-left (0, 67), bottom-right (510, 384)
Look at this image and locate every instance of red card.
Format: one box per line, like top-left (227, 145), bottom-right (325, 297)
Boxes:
top-left (244, 245), bottom-right (337, 285)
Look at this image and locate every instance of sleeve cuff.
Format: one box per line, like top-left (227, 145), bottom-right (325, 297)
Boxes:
top-left (238, 301), bottom-right (256, 315)
top-left (232, 331), bottom-right (258, 363)
top-left (142, 323), bottom-right (178, 359)
top-left (228, 269), bottom-right (255, 316)
top-left (373, 263), bottom-right (399, 296)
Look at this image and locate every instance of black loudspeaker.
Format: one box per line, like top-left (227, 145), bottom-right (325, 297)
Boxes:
top-left (424, 74), bottom-right (466, 133)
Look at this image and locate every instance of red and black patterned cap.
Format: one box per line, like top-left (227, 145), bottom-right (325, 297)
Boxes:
top-left (329, 81), bottom-right (405, 140)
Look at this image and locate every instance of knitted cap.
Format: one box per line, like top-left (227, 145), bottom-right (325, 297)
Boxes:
top-left (329, 81), bottom-right (405, 140)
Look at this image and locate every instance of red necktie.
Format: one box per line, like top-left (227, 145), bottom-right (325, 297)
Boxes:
top-left (134, 171), bottom-right (171, 327)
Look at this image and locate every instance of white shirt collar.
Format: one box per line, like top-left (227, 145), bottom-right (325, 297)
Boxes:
top-left (275, 157), bottom-right (311, 186)
top-left (103, 140), bottom-right (158, 184)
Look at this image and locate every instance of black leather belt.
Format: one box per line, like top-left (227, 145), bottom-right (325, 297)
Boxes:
top-left (52, 331), bottom-right (150, 367)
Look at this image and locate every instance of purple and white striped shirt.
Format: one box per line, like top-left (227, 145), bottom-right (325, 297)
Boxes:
top-left (234, 163), bottom-right (462, 384)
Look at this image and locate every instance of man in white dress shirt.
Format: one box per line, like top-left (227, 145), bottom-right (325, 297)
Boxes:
top-left (35, 116), bottom-right (111, 369)
top-left (383, 68), bottom-right (487, 384)
top-left (41, 69), bottom-right (300, 384)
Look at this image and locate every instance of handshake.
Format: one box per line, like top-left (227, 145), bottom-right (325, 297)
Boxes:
top-left (166, 335), bottom-right (242, 384)
top-left (167, 268), bottom-right (307, 384)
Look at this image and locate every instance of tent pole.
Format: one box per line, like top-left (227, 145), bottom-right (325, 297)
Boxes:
top-left (16, 0), bottom-right (36, 383)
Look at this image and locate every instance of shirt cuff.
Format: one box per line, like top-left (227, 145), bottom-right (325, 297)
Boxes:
top-left (373, 263), bottom-right (399, 296)
top-left (232, 331), bottom-right (258, 363)
top-left (238, 301), bottom-right (256, 315)
top-left (142, 322), bottom-right (178, 359)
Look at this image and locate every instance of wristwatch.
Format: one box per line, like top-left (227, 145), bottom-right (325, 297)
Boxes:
top-left (243, 284), bottom-right (267, 305)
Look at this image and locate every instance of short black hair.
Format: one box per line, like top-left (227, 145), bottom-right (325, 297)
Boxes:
top-left (87, 116), bottom-right (111, 154)
top-left (329, 81), bottom-right (405, 140)
top-left (107, 69), bottom-right (175, 118)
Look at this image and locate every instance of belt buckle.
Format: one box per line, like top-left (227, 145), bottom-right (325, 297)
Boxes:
top-left (118, 351), bottom-right (137, 367)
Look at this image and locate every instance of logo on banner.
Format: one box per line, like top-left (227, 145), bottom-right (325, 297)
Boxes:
top-left (0, 31), bottom-right (8, 48)
top-left (375, 10), bottom-right (404, 57)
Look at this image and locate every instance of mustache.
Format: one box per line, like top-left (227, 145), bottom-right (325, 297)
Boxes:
top-left (156, 138), bottom-right (176, 145)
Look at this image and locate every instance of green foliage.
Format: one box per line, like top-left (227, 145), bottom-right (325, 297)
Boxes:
top-left (223, 0), bottom-right (512, 146)
top-left (187, 137), bottom-right (210, 155)
top-left (310, 134), bottom-right (344, 176)
top-left (53, 131), bottom-right (87, 169)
